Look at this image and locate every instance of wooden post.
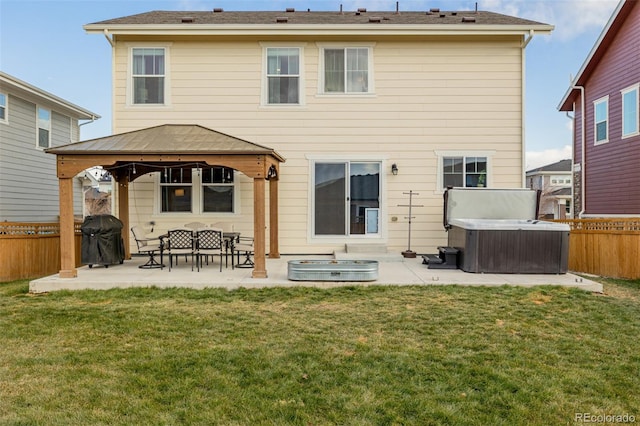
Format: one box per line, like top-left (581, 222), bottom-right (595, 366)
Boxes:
top-left (58, 177), bottom-right (77, 278)
top-left (253, 177), bottom-right (267, 278)
top-left (118, 176), bottom-right (131, 259)
top-left (269, 177), bottom-right (280, 258)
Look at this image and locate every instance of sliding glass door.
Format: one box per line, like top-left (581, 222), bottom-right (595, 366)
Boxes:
top-left (314, 161), bottom-right (380, 236)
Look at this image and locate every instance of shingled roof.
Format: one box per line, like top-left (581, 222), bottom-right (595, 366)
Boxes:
top-left (85, 9), bottom-right (551, 32)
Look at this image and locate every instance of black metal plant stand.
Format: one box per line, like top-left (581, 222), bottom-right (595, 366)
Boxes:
top-left (398, 190), bottom-right (423, 258)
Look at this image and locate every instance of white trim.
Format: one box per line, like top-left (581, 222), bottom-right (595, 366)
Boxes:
top-left (434, 150), bottom-right (495, 193)
top-left (593, 95), bottom-right (609, 145)
top-left (621, 83), bottom-right (639, 139)
top-left (316, 42), bottom-right (376, 95)
top-left (307, 157), bottom-right (387, 244)
top-left (260, 43), bottom-right (306, 107)
top-left (125, 43), bottom-right (172, 108)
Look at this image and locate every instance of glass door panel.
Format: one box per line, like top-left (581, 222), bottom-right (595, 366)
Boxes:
top-left (314, 163), bottom-right (346, 235)
top-left (349, 163), bottom-right (380, 235)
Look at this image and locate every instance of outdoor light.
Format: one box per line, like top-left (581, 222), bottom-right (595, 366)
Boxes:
top-left (391, 163), bottom-right (398, 175)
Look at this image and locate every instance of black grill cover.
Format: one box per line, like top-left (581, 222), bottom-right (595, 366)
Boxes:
top-left (81, 215), bottom-right (125, 266)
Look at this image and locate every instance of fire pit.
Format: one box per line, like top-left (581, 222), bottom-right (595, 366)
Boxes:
top-left (288, 260), bottom-right (379, 282)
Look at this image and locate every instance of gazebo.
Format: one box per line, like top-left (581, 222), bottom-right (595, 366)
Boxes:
top-left (46, 124), bottom-right (285, 279)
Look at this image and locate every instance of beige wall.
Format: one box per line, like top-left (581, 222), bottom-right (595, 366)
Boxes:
top-left (113, 34), bottom-right (525, 254)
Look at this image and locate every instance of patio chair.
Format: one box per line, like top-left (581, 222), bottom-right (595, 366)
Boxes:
top-left (233, 236), bottom-right (254, 269)
top-left (166, 229), bottom-right (195, 271)
top-left (195, 228), bottom-right (224, 272)
top-left (131, 226), bottom-right (163, 269)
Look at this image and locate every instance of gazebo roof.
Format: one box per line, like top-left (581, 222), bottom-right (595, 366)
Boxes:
top-left (47, 124), bottom-right (285, 162)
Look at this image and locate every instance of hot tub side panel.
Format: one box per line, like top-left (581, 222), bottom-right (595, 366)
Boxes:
top-left (448, 226), bottom-right (569, 274)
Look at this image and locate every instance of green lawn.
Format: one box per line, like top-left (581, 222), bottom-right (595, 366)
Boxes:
top-left (1, 278), bottom-right (638, 425)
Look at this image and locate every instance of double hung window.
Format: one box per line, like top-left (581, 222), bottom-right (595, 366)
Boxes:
top-left (37, 107), bottom-right (51, 149)
top-left (622, 85), bottom-right (639, 138)
top-left (266, 47), bottom-right (300, 104)
top-left (160, 167), bottom-right (236, 214)
top-left (132, 48), bottom-right (165, 104)
top-left (0, 93), bottom-right (6, 122)
top-left (160, 168), bottom-right (192, 213)
top-left (323, 47), bottom-right (370, 94)
top-left (202, 167), bottom-right (234, 213)
top-left (594, 97), bottom-right (609, 144)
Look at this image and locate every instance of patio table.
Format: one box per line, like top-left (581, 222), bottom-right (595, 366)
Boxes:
top-left (157, 231), bottom-right (240, 269)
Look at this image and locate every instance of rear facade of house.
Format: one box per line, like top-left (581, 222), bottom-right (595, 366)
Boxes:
top-left (559, 0), bottom-right (640, 217)
top-left (86, 9), bottom-right (552, 255)
top-left (0, 72), bottom-right (99, 222)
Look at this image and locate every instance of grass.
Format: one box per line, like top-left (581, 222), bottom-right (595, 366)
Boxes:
top-left (1, 278), bottom-right (639, 425)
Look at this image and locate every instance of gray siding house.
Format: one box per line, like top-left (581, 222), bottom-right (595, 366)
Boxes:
top-left (0, 72), bottom-right (100, 222)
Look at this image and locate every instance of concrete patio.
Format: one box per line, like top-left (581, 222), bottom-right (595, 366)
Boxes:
top-left (30, 254), bottom-right (603, 293)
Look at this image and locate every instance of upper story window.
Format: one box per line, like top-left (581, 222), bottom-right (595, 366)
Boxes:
top-left (319, 45), bottom-right (374, 94)
top-left (266, 47), bottom-right (300, 104)
top-left (0, 93), bottom-right (7, 123)
top-left (622, 85), bottom-right (639, 138)
top-left (443, 156), bottom-right (487, 188)
top-left (132, 47), bottom-right (165, 104)
top-left (594, 96), bottom-right (608, 144)
top-left (37, 107), bottom-right (51, 149)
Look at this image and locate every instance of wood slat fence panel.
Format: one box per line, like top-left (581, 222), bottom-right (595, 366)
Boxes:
top-left (0, 222), bottom-right (83, 282)
top-left (555, 219), bottom-right (640, 279)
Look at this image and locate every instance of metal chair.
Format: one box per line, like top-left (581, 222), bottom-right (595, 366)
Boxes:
top-left (184, 221), bottom-right (206, 230)
top-left (131, 226), bottom-right (163, 269)
top-left (166, 229), bottom-right (195, 271)
top-left (195, 228), bottom-right (224, 272)
top-left (233, 236), bottom-right (254, 269)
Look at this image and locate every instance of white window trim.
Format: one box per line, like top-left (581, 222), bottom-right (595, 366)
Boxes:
top-left (306, 153), bottom-right (388, 244)
top-left (0, 92), bottom-right (8, 124)
top-left (35, 105), bottom-right (51, 150)
top-left (125, 43), bottom-right (172, 108)
top-left (621, 84), bottom-right (639, 139)
top-left (316, 42), bottom-right (376, 96)
top-left (434, 150), bottom-right (495, 193)
top-left (593, 96), bottom-right (609, 145)
top-left (260, 43), bottom-right (306, 107)
top-left (153, 168), bottom-right (241, 216)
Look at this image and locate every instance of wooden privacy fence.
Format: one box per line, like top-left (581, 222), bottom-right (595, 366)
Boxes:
top-left (555, 218), bottom-right (640, 279)
top-left (0, 222), bottom-right (83, 282)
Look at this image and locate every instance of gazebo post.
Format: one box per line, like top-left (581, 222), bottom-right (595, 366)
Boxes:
top-left (118, 176), bottom-right (131, 259)
top-left (253, 177), bottom-right (267, 278)
top-left (58, 177), bottom-right (77, 278)
top-left (269, 177), bottom-right (280, 258)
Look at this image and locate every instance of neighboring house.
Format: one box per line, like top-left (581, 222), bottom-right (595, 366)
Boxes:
top-left (526, 159), bottom-right (572, 219)
top-left (81, 168), bottom-right (113, 216)
top-left (559, 0), bottom-right (640, 217)
top-left (68, 8), bottom-right (552, 273)
top-left (0, 71), bottom-right (100, 222)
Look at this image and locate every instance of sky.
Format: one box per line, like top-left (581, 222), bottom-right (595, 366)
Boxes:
top-left (0, 0), bottom-right (620, 169)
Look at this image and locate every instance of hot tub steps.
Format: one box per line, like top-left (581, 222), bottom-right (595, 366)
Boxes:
top-left (423, 246), bottom-right (459, 269)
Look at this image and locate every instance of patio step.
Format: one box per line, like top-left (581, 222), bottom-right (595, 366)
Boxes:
top-left (335, 244), bottom-right (404, 262)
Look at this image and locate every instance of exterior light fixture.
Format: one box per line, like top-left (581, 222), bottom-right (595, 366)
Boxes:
top-left (391, 163), bottom-right (398, 175)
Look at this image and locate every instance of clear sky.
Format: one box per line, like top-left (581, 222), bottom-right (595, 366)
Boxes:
top-left (0, 0), bottom-right (620, 169)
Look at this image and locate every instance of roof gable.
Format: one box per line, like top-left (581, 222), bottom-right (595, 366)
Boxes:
top-left (558, 0), bottom-right (637, 111)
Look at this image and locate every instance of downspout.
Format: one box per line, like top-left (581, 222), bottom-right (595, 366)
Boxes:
top-left (520, 30), bottom-right (534, 187)
top-left (573, 85), bottom-right (586, 218)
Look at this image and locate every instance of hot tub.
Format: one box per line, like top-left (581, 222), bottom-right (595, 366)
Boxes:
top-left (447, 219), bottom-right (570, 274)
top-left (288, 260), bottom-right (379, 281)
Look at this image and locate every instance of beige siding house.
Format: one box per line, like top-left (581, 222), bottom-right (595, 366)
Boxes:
top-left (84, 9), bottom-right (552, 257)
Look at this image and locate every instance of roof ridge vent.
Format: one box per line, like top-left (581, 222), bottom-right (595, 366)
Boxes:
top-left (461, 16), bottom-right (476, 23)
top-left (213, 8), bottom-right (223, 13)
top-left (358, 8), bottom-right (367, 12)
top-left (286, 8), bottom-right (295, 12)
top-left (430, 8), bottom-right (440, 12)
top-left (276, 16), bottom-right (289, 23)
